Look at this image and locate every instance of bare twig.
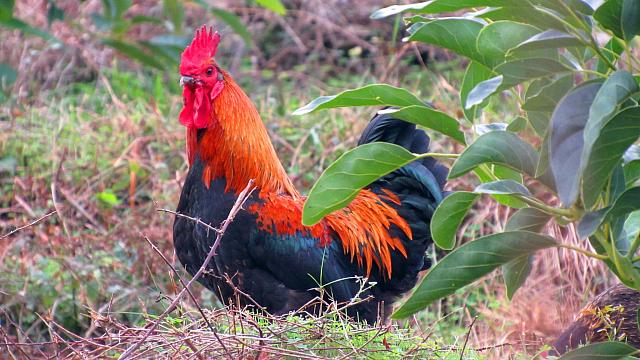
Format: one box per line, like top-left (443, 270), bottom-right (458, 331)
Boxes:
top-left (118, 180), bottom-right (256, 360)
top-left (460, 316), bottom-right (478, 360)
top-left (156, 208), bottom-right (220, 236)
top-left (141, 233), bottom-right (216, 334)
top-left (0, 210), bottom-right (57, 240)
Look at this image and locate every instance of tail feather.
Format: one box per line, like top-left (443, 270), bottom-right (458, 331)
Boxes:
top-left (358, 109), bottom-right (448, 190)
top-left (356, 108), bottom-right (448, 297)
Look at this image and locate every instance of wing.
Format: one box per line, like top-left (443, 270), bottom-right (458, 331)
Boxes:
top-left (247, 194), bottom-right (361, 304)
top-left (246, 190), bottom-right (412, 291)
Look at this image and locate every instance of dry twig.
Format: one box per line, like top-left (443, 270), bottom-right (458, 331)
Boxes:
top-left (118, 180), bottom-right (256, 360)
top-left (0, 210), bottom-right (57, 240)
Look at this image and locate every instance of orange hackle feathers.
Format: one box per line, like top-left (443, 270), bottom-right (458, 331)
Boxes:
top-left (248, 190), bottom-right (411, 278)
top-left (194, 71), bottom-right (299, 196)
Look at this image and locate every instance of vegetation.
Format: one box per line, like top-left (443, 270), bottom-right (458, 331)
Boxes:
top-left (299, 0), bottom-right (640, 357)
top-left (1, 0), bottom-right (638, 358)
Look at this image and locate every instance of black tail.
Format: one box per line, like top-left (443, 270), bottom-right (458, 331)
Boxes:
top-left (358, 109), bottom-right (448, 294)
top-left (358, 109), bottom-right (448, 190)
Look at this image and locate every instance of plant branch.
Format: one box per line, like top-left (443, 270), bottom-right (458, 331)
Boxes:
top-left (0, 210), bottom-right (57, 239)
top-left (416, 152), bottom-right (459, 159)
top-left (557, 243), bottom-right (609, 260)
top-left (118, 180), bottom-right (256, 360)
top-left (513, 195), bottom-right (581, 220)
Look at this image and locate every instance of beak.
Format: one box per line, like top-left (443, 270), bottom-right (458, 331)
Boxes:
top-left (180, 76), bottom-right (196, 87)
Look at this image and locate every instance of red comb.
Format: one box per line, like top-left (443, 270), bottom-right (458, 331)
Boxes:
top-left (180, 26), bottom-right (220, 74)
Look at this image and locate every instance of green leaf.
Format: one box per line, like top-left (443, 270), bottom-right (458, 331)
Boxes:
top-left (475, 179), bottom-right (530, 208)
top-left (475, 21), bottom-right (539, 68)
top-left (474, 179), bottom-right (531, 197)
top-left (163, 0), bottom-right (183, 33)
top-left (377, 106), bottom-right (465, 144)
top-left (594, 0), bottom-right (636, 40)
top-left (493, 164), bottom-right (523, 183)
top-left (47, 0), bottom-right (64, 26)
top-left (0, 63), bottom-right (17, 92)
top-left (131, 15), bottom-right (163, 24)
top-left (522, 76), bottom-right (573, 136)
top-left (582, 107), bottom-right (640, 208)
top-left (503, 256), bottom-right (531, 300)
top-left (580, 71), bottom-right (638, 207)
top-left (370, 0), bottom-right (502, 19)
top-left (302, 143), bottom-right (418, 226)
top-left (495, 58), bottom-right (572, 88)
top-left (577, 207), bottom-right (610, 239)
top-left (595, 0), bottom-right (622, 37)
top-left (478, 4), bottom-right (568, 32)
top-left (558, 341), bottom-right (638, 359)
top-left (535, 130), bottom-right (551, 177)
top-left (607, 187), bottom-right (640, 221)
top-left (505, 207), bottom-right (551, 233)
top-left (512, 30), bottom-right (584, 52)
top-left (392, 231), bottom-right (556, 318)
top-left (460, 62), bottom-right (494, 121)
top-left (406, 18), bottom-right (485, 63)
top-left (255, 0), bottom-right (286, 15)
top-left (102, 39), bottom-right (166, 70)
top-left (507, 116), bottom-right (527, 132)
top-left (622, 0), bottom-right (640, 40)
top-left (549, 81), bottom-right (603, 206)
top-left (597, 37), bottom-right (624, 73)
top-left (523, 75), bottom-right (573, 112)
top-left (1, 18), bottom-right (59, 42)
top-left (102, 0), bottom-right (130, 20)
top-left (292, 84), bottom-right (423, 115)
top-left (96, 190), bottom-right (121, 208)
top-left (430, 192), bottom-right (479, 250)
top-left (619, 211), bottom-right (640, 255)
top-left (211, 7), bottom-right (252, 44)
top-left (143, 35), bottom-right (191, 63)
top-left (625, 161), bottom-right (640, 187)
top-left (465, 75), bottom-right (502, 109)
top-left (0, 0), bottom-right (14, 22)
top-left (577, 187), bottom-right (640, 239)
top-left (449, 131), bottom-right (551, 188)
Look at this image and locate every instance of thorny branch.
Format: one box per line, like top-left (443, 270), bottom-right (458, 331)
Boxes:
top-left (118, 180), bottom-right (256, 360)
top-left (141, 234), bottom-right (216, 333)
top-left (0, 210), bottom-right (57, 239)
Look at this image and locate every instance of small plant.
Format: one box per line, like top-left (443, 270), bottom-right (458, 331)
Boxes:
top-left (296, 0), bottom-right (640, 356)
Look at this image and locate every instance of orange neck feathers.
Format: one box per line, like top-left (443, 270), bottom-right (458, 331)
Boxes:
top-left (188, 71), bottom-right (299, 197)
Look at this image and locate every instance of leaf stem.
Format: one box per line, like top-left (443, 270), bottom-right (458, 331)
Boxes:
top-left (627, 233), bottom-right (640, 260)
top-left (557, 243), bottom-right (609, 260)
top-left (416, 152), bottom-right (460, 159)
top-left (513, 194), bottom-right (581, 220)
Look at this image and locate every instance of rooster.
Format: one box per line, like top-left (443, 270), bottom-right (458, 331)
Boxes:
top-left (173, 27), bottom-right (447, 323)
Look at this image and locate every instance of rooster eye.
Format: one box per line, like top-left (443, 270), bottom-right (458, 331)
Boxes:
top-left (206, 67), bottom-right (214, 76)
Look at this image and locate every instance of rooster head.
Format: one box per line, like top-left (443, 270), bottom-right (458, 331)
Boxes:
top-left (178, 26), bottom-right (224, 129)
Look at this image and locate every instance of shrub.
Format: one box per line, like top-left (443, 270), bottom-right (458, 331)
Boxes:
top-left (297, 0), bottom-right (640, 356)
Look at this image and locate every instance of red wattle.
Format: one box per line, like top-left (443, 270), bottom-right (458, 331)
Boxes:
top-left (193, 87), bottom-right (211, 128)
top-left (179, 87), bottom-right (212, 129)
